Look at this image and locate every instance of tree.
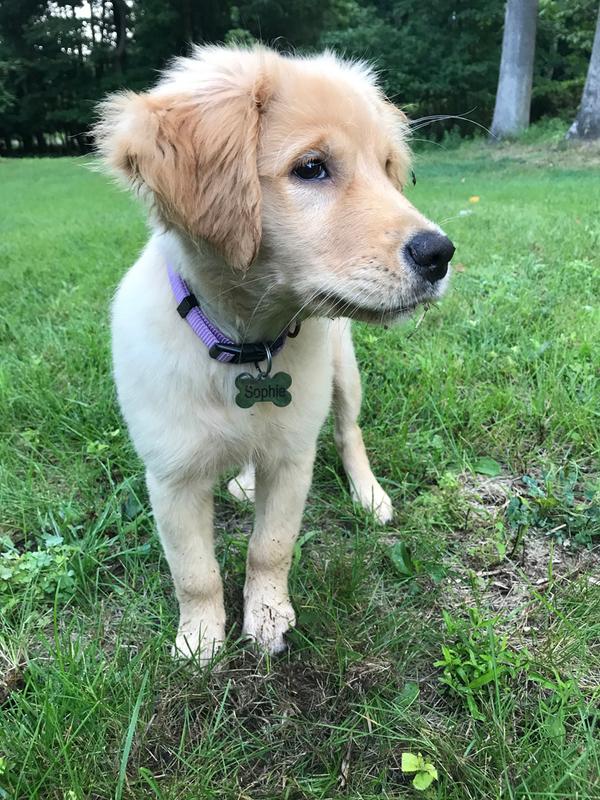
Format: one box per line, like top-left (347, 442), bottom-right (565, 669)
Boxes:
top-left (322, 1), bottom-right (505, 133)
top-left (491, 0), bottom-right (539, 139)
top-left (0, 0), bottom-right (597, 154)
top-left (532, 0), bottom-right (598, 121)
top-left (567, 3), bottom-right (600, 139)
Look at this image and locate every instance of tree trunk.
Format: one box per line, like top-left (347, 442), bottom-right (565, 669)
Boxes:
top-left (35, 131), bottom-right (47, 153)
top-left (73, 3), bottom-right (84, 66)
top-left (101, 0), bottom-right (106, 44)
top-left (113, 0), bottom-right (127, 74)
top-left (567, 4), bottom-right (600, 140)
top-left (21, 132), bottom-right (34, 155)
top-left (490, 0), bottom-right (539, 140)
top-left (90, 0), bottom-right (96, 45)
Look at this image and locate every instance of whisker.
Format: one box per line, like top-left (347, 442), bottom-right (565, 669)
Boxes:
top-left (272, 290), bottom-right (320, 343)
top-left (437, 215), bottom-right (467, 226)
top-left (410, 137), bottom-right (448, 149)
top-left (272, 277), bottom-right (351, 342)
top-left (209, 273), bottom-right (275, 301)
top-left (241, 280), bottom-right (281, 346)
top-left (409, 111), bottom-right (495, 139)
top-left (335, 283), bottom-right (382, 321)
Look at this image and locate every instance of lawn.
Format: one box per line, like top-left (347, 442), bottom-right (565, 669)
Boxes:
top-left (1, 131), bottom-right (599, 799)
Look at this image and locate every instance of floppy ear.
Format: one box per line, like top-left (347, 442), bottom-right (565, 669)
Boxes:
top-left (94, 71), bottom-right (269, 271)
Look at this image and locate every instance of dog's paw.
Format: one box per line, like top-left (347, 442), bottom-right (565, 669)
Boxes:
top-left (243, 588), bottom-right (296, 654)
top-left (172, 617), bottom-right (225, 666)
top-left (227, 465), bottom-right (255, 503)
top-left (351, 479), bottom-right (393, 524)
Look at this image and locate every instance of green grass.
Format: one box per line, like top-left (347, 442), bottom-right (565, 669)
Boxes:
top-left (1, 136), bottom-right (599, 799)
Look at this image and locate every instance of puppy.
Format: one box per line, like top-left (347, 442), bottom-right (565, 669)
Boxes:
top-left (94, 45), bottom-right (454, 663)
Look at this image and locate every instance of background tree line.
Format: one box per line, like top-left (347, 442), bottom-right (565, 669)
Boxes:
top-left (0, 0), bottom-right (598, 154)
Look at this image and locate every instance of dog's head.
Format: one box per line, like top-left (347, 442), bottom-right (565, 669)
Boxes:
top-left (95, 45), bottom-right (453, 324)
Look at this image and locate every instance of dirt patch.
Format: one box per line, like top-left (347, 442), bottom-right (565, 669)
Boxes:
top-left (481, 138), bottom-right (600, 169)
top-left (0, 663), bottom-right (25, 706)
top-left (446, 471), bottom-right (599, 620)
top-left (138, 648), bottom-right (395, 793)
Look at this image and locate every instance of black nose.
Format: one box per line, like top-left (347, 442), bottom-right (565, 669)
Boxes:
top-left (405, 231), bottom-right (455, 284)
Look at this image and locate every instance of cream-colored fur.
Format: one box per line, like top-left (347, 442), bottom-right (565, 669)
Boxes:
top-left (97, 45), bottom-right (450, 663)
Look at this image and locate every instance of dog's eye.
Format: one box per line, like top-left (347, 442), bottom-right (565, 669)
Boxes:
top-left (292, 159), bottom-right (329, 181)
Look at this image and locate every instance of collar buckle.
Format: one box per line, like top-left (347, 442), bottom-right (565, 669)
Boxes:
top-left (176, 293), bottom-right (198, 318)
top-left (208, 341), bottom-right (272, 364)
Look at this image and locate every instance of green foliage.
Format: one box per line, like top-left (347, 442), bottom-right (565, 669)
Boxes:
top-left (472, 456), bottom-right (502, 477)
top-left (388, 540), bottom-right (417, 578)
top-left (387, 540), bottom-right (447, 586)
top-left (0, 533), bottom-right (78, 611)
top-left (322, 0), bottom-right (505, 130)
top-left (435, 608), bottom-right (531, 720)
top-left (401, 752), bottom-right (439, 791)
top-left (0, 757), bottom-right (8, 800)
top-left (534, 0), bottom-right (599, 119)
top-left (0, 0), bottom-right (598, 152)
top-left (506, 469), bottom-right (600, 549)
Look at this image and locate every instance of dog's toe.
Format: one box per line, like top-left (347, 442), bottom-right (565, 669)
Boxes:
top-left (372, 489), bottom-right (394, 524)
top-left (243, 592), bottom-right (296, 655)
top-left (351, 480), bottom-right (394, 524)
top-left (172, 621), bottom-right (224, 666)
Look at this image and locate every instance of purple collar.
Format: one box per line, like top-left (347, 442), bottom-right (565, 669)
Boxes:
top-left (167, 264), bottom-right (296, 365)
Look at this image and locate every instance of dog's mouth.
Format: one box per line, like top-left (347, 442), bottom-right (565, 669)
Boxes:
top-left (307, 290), bottom-right (426, 323)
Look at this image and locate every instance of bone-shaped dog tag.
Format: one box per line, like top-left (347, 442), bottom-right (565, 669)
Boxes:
top-left (235, 371), bottom-right (292, 408)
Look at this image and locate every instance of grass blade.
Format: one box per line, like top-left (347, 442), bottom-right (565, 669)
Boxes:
top-left (115, 671), bottom-right (149, 800)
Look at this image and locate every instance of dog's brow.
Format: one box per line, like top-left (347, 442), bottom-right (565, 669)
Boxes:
top-left (265, 137), bottom-right (331, 175)
top-left (295, 148), bottom-right (327, 163)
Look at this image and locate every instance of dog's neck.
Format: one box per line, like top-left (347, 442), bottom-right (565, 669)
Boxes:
top-left (158, 230), bottom-right (298, 344)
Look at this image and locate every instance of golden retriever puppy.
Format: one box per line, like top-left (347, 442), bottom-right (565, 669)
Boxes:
top-left (94, 45), bottom-right (454, 663)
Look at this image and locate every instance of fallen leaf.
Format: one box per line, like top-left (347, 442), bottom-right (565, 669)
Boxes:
top-left (338, 742), bottom-right (352, 789)
top-left (469, 195), bottom-right (480, 203)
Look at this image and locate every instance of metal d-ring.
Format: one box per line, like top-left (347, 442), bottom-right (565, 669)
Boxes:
top-left (288, 320), bottom-right (302, 338)
top-left (255, 342), bottom-right (272, 377)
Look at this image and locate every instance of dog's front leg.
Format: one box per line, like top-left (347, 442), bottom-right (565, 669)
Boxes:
top-left (146, 471), bottom-right (225, 664)
top-left (243, 448), bottom-right (316, 654)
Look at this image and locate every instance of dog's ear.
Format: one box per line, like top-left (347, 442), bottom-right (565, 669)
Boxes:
top-left (94, 61), bottom-right (270, 271)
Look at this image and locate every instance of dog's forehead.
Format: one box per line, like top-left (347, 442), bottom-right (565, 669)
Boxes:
top-left (261, 60), bottom-right (388, 160)
top-left (292, 79), bottom-right (375, 122)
